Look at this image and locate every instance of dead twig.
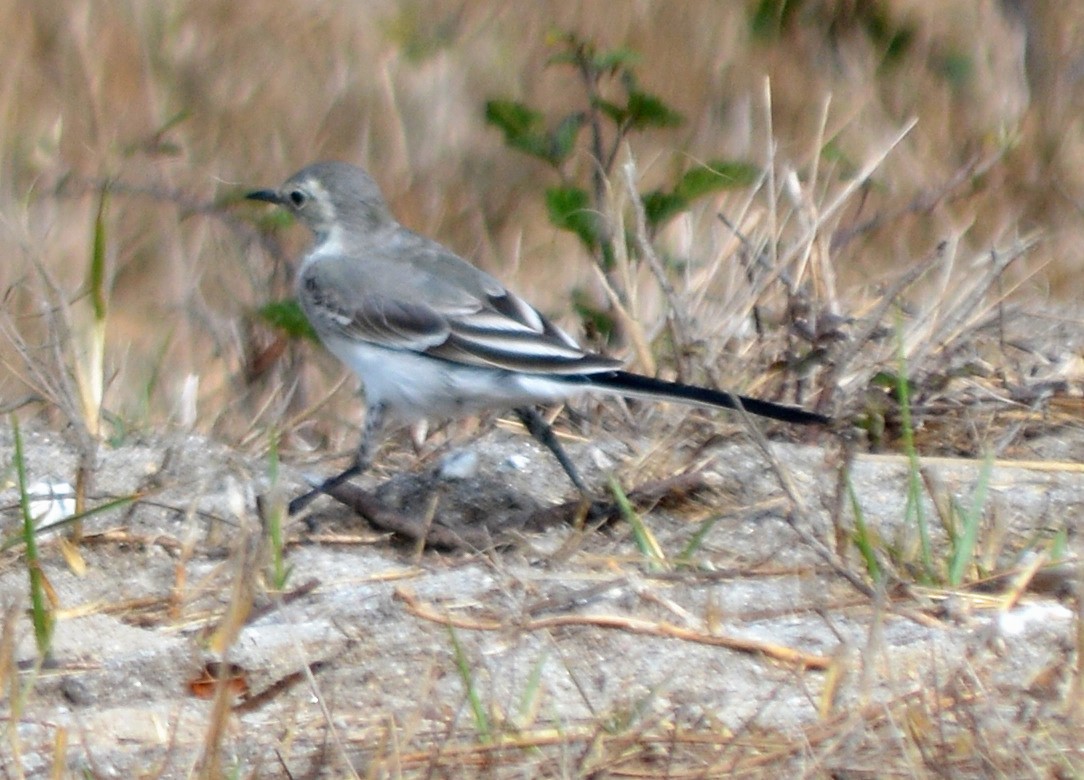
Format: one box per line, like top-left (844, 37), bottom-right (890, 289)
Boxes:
top-left (396, 587), bottom-right (832, 670)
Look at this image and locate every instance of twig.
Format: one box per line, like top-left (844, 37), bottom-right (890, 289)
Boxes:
top-left (396, 587), bottom-right (831, 670)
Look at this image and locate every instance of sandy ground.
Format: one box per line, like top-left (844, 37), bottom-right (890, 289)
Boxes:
top-left (2, 411), bottom-right (1082, 777)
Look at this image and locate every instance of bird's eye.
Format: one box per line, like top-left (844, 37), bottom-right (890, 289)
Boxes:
top-left (288, 189), bottom-right (307, 207)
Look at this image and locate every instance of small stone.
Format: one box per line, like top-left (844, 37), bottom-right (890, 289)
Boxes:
top-left (439, 449), bottom-right (479, 480)
top-left (60, 676), bottom-right (93, 706)
top-left (504, 453), bottom-right (530, 472)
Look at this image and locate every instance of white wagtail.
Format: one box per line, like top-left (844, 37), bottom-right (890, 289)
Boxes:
top-left (247, 162), bottom-right (830, 515)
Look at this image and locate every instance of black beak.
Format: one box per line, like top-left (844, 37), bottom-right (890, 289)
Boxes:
top-left (246, 189), bottom-right (284, 205)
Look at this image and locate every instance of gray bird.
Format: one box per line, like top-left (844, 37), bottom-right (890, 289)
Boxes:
top-left (247, 162), bottom-right (828, 514)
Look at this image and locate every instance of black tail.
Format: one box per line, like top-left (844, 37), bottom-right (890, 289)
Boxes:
top-left (586, 371), bottom-right (830, 426)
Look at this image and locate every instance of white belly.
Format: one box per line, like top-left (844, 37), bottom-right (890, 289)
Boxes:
top-left (321, 337), bottom-right (582, 421)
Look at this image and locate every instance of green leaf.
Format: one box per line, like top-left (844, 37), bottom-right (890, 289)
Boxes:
top-left (522, 136), bottom-right (558, 162)
top-left (592, 97), bottom-right (628, 126)
top-left (571, 288), bottom-right (616, 343)
top-left (934, 51), bottom-right (972, 90)
top-left (546, 50), bottom-right (575, 68)
top-left (865, 10), bottom-right (915, 67)
top-left (624, 90), bottom-right (683, 129)
top-left (881, 26), bottom-right (915, 66)
top-left (252, 207), bottom-right (295, 231)
top-left (640, 189), bottom-right (688, 229)
top-left (545, 186), bottom-right (597, 248)
top-left (89, 186), bottom-right (109, 322)
top-left (820, 138), bottom-right (849, 164)
top-left (544, 28), bottom-right (584, 66)
top-left (550, 112), bottom-right (585, 164)
top-left (591, 46), bottom-right (640, 73)
top-left (485, 99), bottom-right (543, 139)
top-left (544, 31), bottom-right (639, 74)
top-left (820, 139), bottom-right (865, 181)
top-left (749, 0), bottom-right (802, 40)
top-left (257, 299), bottom-right (318, 341)
top-left (485, 99), bottom-right (568, 165)
top-left (675, 160), bottom-right (760, 200)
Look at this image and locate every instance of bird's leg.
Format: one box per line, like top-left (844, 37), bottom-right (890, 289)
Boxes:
top-left (513, 406), bottom-right (589, 495)
top-left (289, 402), bottom-right (387, 516)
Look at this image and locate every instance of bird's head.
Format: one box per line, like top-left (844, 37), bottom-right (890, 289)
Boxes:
top-left (247, 161), bottom-right (394, 245)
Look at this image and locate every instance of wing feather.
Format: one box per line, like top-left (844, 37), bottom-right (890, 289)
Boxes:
top-left (298, 253), bottom-right (622, 374)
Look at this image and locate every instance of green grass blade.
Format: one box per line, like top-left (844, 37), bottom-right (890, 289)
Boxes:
top-left (0, 494), bottom-right (137, 553)
top-left (12, 415), bottom-right (54, 657)
top-left (677, 514), bottom-right (721, 564)
top-left (75, 184), bottom-right (110, 437)
top-left (516, 652), bottom-right (548, 726)
top-left (608, 476), bottom-right (665, 568)
top-left (1050, 525), bottom-right (1068, 561)
top-left (89, 186), bottom-right (109, 322)
top-left (846, 471), bottom-right (882, 581)
top-left (894, 313), bottom-right (932, 581)
top-left (448, 624), bottom-right (491, 742)
top-left (947, 451), bottom-right (993, 586)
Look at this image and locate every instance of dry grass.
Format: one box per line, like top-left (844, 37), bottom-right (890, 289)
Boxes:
top-left (0, 1), bottom-right (1081, 438)
top-left (2, 1), bottom-right (1084, 777)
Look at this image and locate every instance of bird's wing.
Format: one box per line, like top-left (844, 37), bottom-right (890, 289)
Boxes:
top-left (435, 287), bottom-right (622, 374)
top-left (299, 255), bottom-right (621, 375)
top-left (299, 262), bottom-right (453, 351)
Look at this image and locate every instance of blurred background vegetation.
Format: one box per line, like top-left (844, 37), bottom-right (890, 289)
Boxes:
top-left (1, 0), bottom-right (1081, 448)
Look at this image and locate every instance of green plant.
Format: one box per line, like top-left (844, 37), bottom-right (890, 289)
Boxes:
top-left (677, 513), bottom-right (722, 565)
top-left (0, 492), bottom-right (136, 555)
top-left (1, 182), bottom-right (115, 541)
top-left (242, 205), bottom-right (320, 355)
top-left (609, 476), bottom-right (665, 569)
top-left (845, 319), bottom-right (1003, 589)
top-left (255, 299), bottom-right (319, 342)
top-left (75, 186), bottom-right (110, 440)
top-left (748, 0), bottom-right (915, 70)
top-left (846, 472), bottom-right (883, 581)
top-left (514, 652), bottom-right (548, 730)
top-left (11, 415), bottom-right (54, 659)
top-left (485, 31), bottom-right (760, 341)
top-left (945, 452), bottom-right (992, 586)
top-left (892, 323), bottom-right (933, 582)
top-left (448, 624), bottom-right (491, 742)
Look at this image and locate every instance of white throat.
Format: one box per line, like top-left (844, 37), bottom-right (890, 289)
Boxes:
top-left (306, 223), bottom-right (346, 265)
